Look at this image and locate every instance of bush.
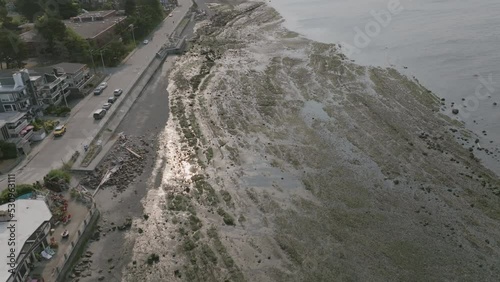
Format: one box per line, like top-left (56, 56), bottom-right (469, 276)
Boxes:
top-left (0, 141), bottom-right (18, 160)
top-left (46, 169), bottom-right (71, 183)
top-left (0, 184), bottom-right (34, 205)
top-left (44, 106), bottom-right (71, 117)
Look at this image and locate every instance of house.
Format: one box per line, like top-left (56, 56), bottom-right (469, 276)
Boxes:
top-left (51, 63), bottom-right (91, 92)
top-left (0, 72), bottom-right (37, 113)
top-left (28, 68), bottom-right (71, 106)
top-left (0, 199), bottom-right (53, 282)
top-left (64, 10), bottom-right (127, 46)
top-left (0, 111), bottom-right (34, 155)
top-left (18, 25), bottom-right (46, 58)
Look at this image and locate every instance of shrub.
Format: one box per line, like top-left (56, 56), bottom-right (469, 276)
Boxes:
top-left (46, 169), bottom-right (71, 183)
top-left (0, 141), bottom-right (18, 160)
top-left (0, 184), bottom-right (34, 205)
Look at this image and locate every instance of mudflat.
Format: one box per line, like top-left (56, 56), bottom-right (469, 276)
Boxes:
top-left (74, 2), bottom-right (500, 282)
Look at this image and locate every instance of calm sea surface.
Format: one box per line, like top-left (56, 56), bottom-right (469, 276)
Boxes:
top-left (268, 0), bottom-right (500, 172)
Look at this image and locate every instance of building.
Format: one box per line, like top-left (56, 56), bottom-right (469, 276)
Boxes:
top-left (51, 63), bottom-right (91, 91)
top-left (0, 199), bottom-right (53, 282)
top-left (28, 68), bottom-right (71, 106)
top-left (0, 111), bottom-right (34, 155)
top-left (0, 71), bottom-right (37, 113)
top-left (64, 10), bottom-right (127, 46)
top-left (18, 25), bottom-right (46, 58)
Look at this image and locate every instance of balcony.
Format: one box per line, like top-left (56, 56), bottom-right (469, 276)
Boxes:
top-left (20, 126), bottom-right (34, 141)
top-left (7, 119), bottom-right (28, 135)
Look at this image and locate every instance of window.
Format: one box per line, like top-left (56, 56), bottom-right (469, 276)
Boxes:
top-left (0, 94), bottom-right (14, 102)
top-left (3, 104), bottom-right (17, 112)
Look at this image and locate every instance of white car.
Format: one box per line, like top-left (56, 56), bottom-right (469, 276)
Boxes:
top-left (143, 39), bottom-right (149, 44)
top-left (169, 14), bottom-right (173, 17)
top-left (99, 82), bottom-right (108, 89)
top-left (113, 89), bottom-right (123, 96)
top-left (102, 103), bottom-right (112, 110)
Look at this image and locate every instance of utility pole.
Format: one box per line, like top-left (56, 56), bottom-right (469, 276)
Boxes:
top-left (129, 24), bottom-right (136, 47)
top-left (100, 50), bottom-right (106, 73)
top-left (89, 49), bottom-right (96, 73)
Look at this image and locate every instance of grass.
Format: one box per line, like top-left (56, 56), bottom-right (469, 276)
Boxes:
top-left (206, 227), bottom-right (245, 281)
top-left (81, 144), bottom-right (101, 167)
top-left (217, 208), bottom-right (235, 226)
top-left (206, 147), bottom-right (214, 163)
top-left (167, 193), bottom-right (196, 214)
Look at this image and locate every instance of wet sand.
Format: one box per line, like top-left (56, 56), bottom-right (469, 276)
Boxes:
top-left (72, 2), bottom-right (500, 282)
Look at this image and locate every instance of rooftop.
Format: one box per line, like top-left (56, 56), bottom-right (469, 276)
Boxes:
top-left (0, 199), bottom-right (52, 282)
top-left (0, 77), bottom-right (25, 94)
top-left (51, 62), bottom-right (87, 74)
top-left (70, 10), bottom-right (116, 20)
top-left (64, 15), bottom-right (127, 40)
top-left (0, 111), bottom-right (28, 126)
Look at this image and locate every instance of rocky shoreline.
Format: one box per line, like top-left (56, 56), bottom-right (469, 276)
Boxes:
top-left (71, 2), bottom-right (500, 281)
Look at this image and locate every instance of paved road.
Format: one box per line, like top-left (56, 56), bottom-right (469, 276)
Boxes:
top-left (1, 1), bottom-right (191, 189)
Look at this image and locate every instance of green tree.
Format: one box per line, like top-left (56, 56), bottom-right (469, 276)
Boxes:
top-left (14, 0), bottom-right (42, 22)
top-left (102, 39), bottom-right (128, 67)
top-left (0, 29), bottom-right (26, 68)
top-left (58, 0), bottom-right (80, 19)
top-left (15, 0), bottom-right (80, 22)
top-left (64, 28), bottom-right (89, 62)
top-left (35, 15), bottom-right (66, 46)
top-left (124, 0), bottom-right (136, 16)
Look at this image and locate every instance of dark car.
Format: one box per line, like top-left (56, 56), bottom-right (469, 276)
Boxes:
top-left (93, 87), bottom-right (103, 95)
top-left (108, 96), bottom-right (117, 104)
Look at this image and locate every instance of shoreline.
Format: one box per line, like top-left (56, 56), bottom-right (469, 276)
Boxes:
top-left (265, 0), bottom-right (500, 176)
top-left (124, 2), bottom-right (500, 281)
top-left (68, 1), bottom-right (500, 281)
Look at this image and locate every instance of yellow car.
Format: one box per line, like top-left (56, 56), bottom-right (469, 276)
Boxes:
top-left (54, 125), bottom-right (67, 137)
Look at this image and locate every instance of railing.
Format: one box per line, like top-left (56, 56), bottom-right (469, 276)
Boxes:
top-left (51, 201), bottom-right (98, 281)
top-left (7, 119), bottom-right (28, 135)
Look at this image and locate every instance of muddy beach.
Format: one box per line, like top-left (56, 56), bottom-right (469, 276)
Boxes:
top-left (71, 2), bottom-right (500, 282)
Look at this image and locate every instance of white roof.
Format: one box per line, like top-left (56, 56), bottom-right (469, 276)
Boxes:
top-left (0, 199), bottom-right (52, 281)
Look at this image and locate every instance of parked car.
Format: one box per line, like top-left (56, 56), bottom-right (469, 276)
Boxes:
top-left (93, 109), bottom-right (107, 120)
top-left (143, 39), bottom-right (149, 44)
top-left (99, 82), bottom-right (108, 89)
top-left (53, 125), bottom-right (67, 137)
top-left (93, 87), bottom-right (103, 95)
top-left (102, 103), bottom-right (112, 110)
top-left (108, 96), bottom-right (117, 104)
top-left (113, 89), bottom-right (123, 96)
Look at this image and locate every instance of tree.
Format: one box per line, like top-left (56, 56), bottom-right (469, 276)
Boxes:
top-left (58, 0), bottom-right (80, 19)
top-left (14, 0), bottom-right (42, 22)
top-left (124, 0), bottom-right (136, 16)
top-left (36, 15), bottom-right (66, 45)
top-left (0, 29), bottom-right (26, 68)
top-left (102, 39), bottom-right (128, 67)
top-left (64, 28), bottom-right (89, 62)
top-left (0, 0), bottom-right (16, 30)
top-left (15, 0), bottom-right (80, 22)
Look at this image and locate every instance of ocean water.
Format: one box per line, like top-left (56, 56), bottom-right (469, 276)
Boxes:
top-left (268, 0), bottom-right (500, 173)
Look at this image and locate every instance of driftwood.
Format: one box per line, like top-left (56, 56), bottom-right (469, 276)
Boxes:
top-left (125, 147), bottom-right (142, 159)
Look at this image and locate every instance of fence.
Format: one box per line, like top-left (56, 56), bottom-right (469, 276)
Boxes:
top-left (50, 201), bottom-right (100, 281)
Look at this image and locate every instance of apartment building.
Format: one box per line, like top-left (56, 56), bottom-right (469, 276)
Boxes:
top-left (0, 199), bottom-right (53, 282)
